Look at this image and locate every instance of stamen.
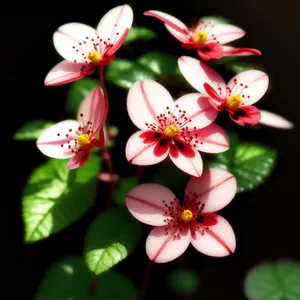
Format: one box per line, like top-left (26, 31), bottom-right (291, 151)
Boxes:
top-left (226, 95), bottom-right (243, 111)
top-left (193, 30), bottom-right (208, 45)
top-left (181, 209), bottom-right (193, 222)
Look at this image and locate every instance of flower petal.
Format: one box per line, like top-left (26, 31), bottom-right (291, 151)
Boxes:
top-left (222, 46), bottom-right (262, 56)
top-left (126, 183), bottom-right (177, 226)
top-left (185, 168), bottom-right (236, 212)
top-left (53, 23), bottom-right (96, 61)
top-left (96, 4), bottom-right (133, 52)
top-left (259, 110), bottom-right (294, 129)
top-left (36, 120), bottom-right (79, 159)
top-left (146, 226), bottom-right (191, 263)
top-left (174, 93), bottom-right (217, 129)
top-left (144, 10), bottom-right (190, 43)
top-left (230, 106), bottom-right (261, 126)
top-left (191, 215), bottom-right (236, 257)
top-left (126, 130), bottom-right (169, 165)
top-left (178, 56), bottom-right (226, 96)
top-left (77, 87), bottom-right (108, 138)
top-left (209, 24), bottom-right (245, 44)
top-left (127, 80), bottom-right (174, 130)
top-left (192, 123), bottom-right (229, 153)
top-left (44, 60), bottom-right (93, 86)
top-left (169, 146), bottom-right (203, 177)
top-left (227, 70), bottom-right (269, 106)
top-left (66, 150), bottom-right (90, 170)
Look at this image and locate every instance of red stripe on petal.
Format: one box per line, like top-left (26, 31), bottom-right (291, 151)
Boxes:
top-left (126, 195), bottom-right (166, 212)
top-left (140, 81), bottom-right (159, 123)
top-left (204, 83), bottom-right (223, 102)
top-left (128, 142), bottom-right (158, 163)
top-left (203, 226), bottom-right (232, 254)
top-left (152, 229), bottom-right (177, 262)
top-left (198, 175), bottom-right (234, 197)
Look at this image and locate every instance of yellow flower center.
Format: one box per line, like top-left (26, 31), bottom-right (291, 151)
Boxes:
top-left (78, 134), bottom-right (90, 146)
top-left (164, 125), bottom-right (178, 138)
top-left (181, 209), bottom-right (193, 223)
top-left (226, 95), bottom-right (243, 111)
top-left (88, 51), bottom-right (102, 64)
top-left (193, 30), bottom-right (208, 45)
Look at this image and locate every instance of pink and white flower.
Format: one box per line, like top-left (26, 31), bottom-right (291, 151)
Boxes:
top-left (37, 87), bottom-right (108, 169)
top-left (126, 80), bottom-right (230, 177)
top-left (45, 5), bottom-right (133, 86)
top-left (126, 168), bottom-right (237, 263)
top-left (144, 10), bottom-right (261, 61)
top-left (178, 56), bottom-right (269, 126)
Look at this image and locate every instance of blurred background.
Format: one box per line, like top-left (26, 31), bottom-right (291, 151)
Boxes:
top-left (5, 0), bottom-right (300, 299)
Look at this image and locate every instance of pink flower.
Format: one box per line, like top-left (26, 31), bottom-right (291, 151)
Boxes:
top-left (126, 80), bottom-right (230, 177)
top-left (37, 87), bottom-right (108, 169)
top-left (144, 10), bottom-right (261, 61)
top-left (126, 168), bottom-right (237, 263)
top-left (178, 56), bottom-right (269, 126)
top-left (45, 5), bottom-right (133, 86)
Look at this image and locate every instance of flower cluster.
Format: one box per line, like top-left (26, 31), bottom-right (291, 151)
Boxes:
top-left (36, 5), bottom-right (291, 263)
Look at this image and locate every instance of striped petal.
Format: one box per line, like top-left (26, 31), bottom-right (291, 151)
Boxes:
top-left (185, 168), bottom-right (236, 212)
top-left (146, 226), bottom-right (191, 263)
top-left (191, 215), bottom-right (236, 257)
top-left (126, 183), bottom-right (177, 226)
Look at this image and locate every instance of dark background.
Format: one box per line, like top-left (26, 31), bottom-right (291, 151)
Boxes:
top-left (5, 0), bottom-right (300, 299)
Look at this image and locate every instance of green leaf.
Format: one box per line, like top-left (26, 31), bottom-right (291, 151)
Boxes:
top-left (66, 78), bottom-right (100, 115)
top-left (124, 26), bottom-right (157, 44)
top-left (168, 269), bottom-right (200, 295)
top-left (105, 59), bottom-right (155, 89)
top-left (208, 132), bottom-right (277, 192)
top-left (137, 51), bottom-right (181, 78)
top-left (113, 177), bottom-right (140, 207)
top-left (244, 260), bottom-right (300, 300)
top-left (225, 61), bottom-right (265, 74)
top-left (14, 120), bottom-right (54, 140)
top-left (22, 155), bottom-right (101, 242)
top-left (84, 208), bottom-right (142, 275)
top-left (35, 257), bottom-right (138, 300)
top-left (153, 163), bottom-right (189, 195)
top-left (200, 15), bottom-right (232, 24)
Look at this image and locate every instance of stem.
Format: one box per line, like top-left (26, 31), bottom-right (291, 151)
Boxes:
top-left (98, 66), bottom-right (115, 208)
top-left (135, 166), bottom-right (144, 181)
top-left (102, 147), bottom-right (116, 209)
top-left (139, 260), bottom-right (153, 300)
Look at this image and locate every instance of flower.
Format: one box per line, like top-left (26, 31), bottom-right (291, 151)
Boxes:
top-left (126, 168), bottom-right (237, 263)
top-left (178, 56), bottom-right (269, 126)
top-left (259, 110), bottom-right (294, 129)
top-left (37, 87), bottom-right (108, 169)
top-left (144, 10), bottom-right (261, 61)
top-left (44, 5), bottom-right (133, 86)
top-left (126, 80), bottom-right (230, 177)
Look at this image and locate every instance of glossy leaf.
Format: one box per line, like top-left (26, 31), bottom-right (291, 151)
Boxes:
top-left (244, 260), bottom-right (300, 300)
top-left (14, 120), bottom-right (54, 140)
top-left (124, 26), bottom-right (157, 44)
top-left (66, 78), bottom-right (100, 115)
top-left (84, 208), bottom-right (142, 275)
top-left (35, 257), bottom-right (138, 300)
top-left (137, 51), bottom-right (180, 77)
top-left (113, 177), bottom-right (140, 206)
top-left (209, 132), bottom-right (277, 192)
top-left (105, 59), bottom-right (155, 89)
top-left (22, 155), bottom-right (101, 242)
